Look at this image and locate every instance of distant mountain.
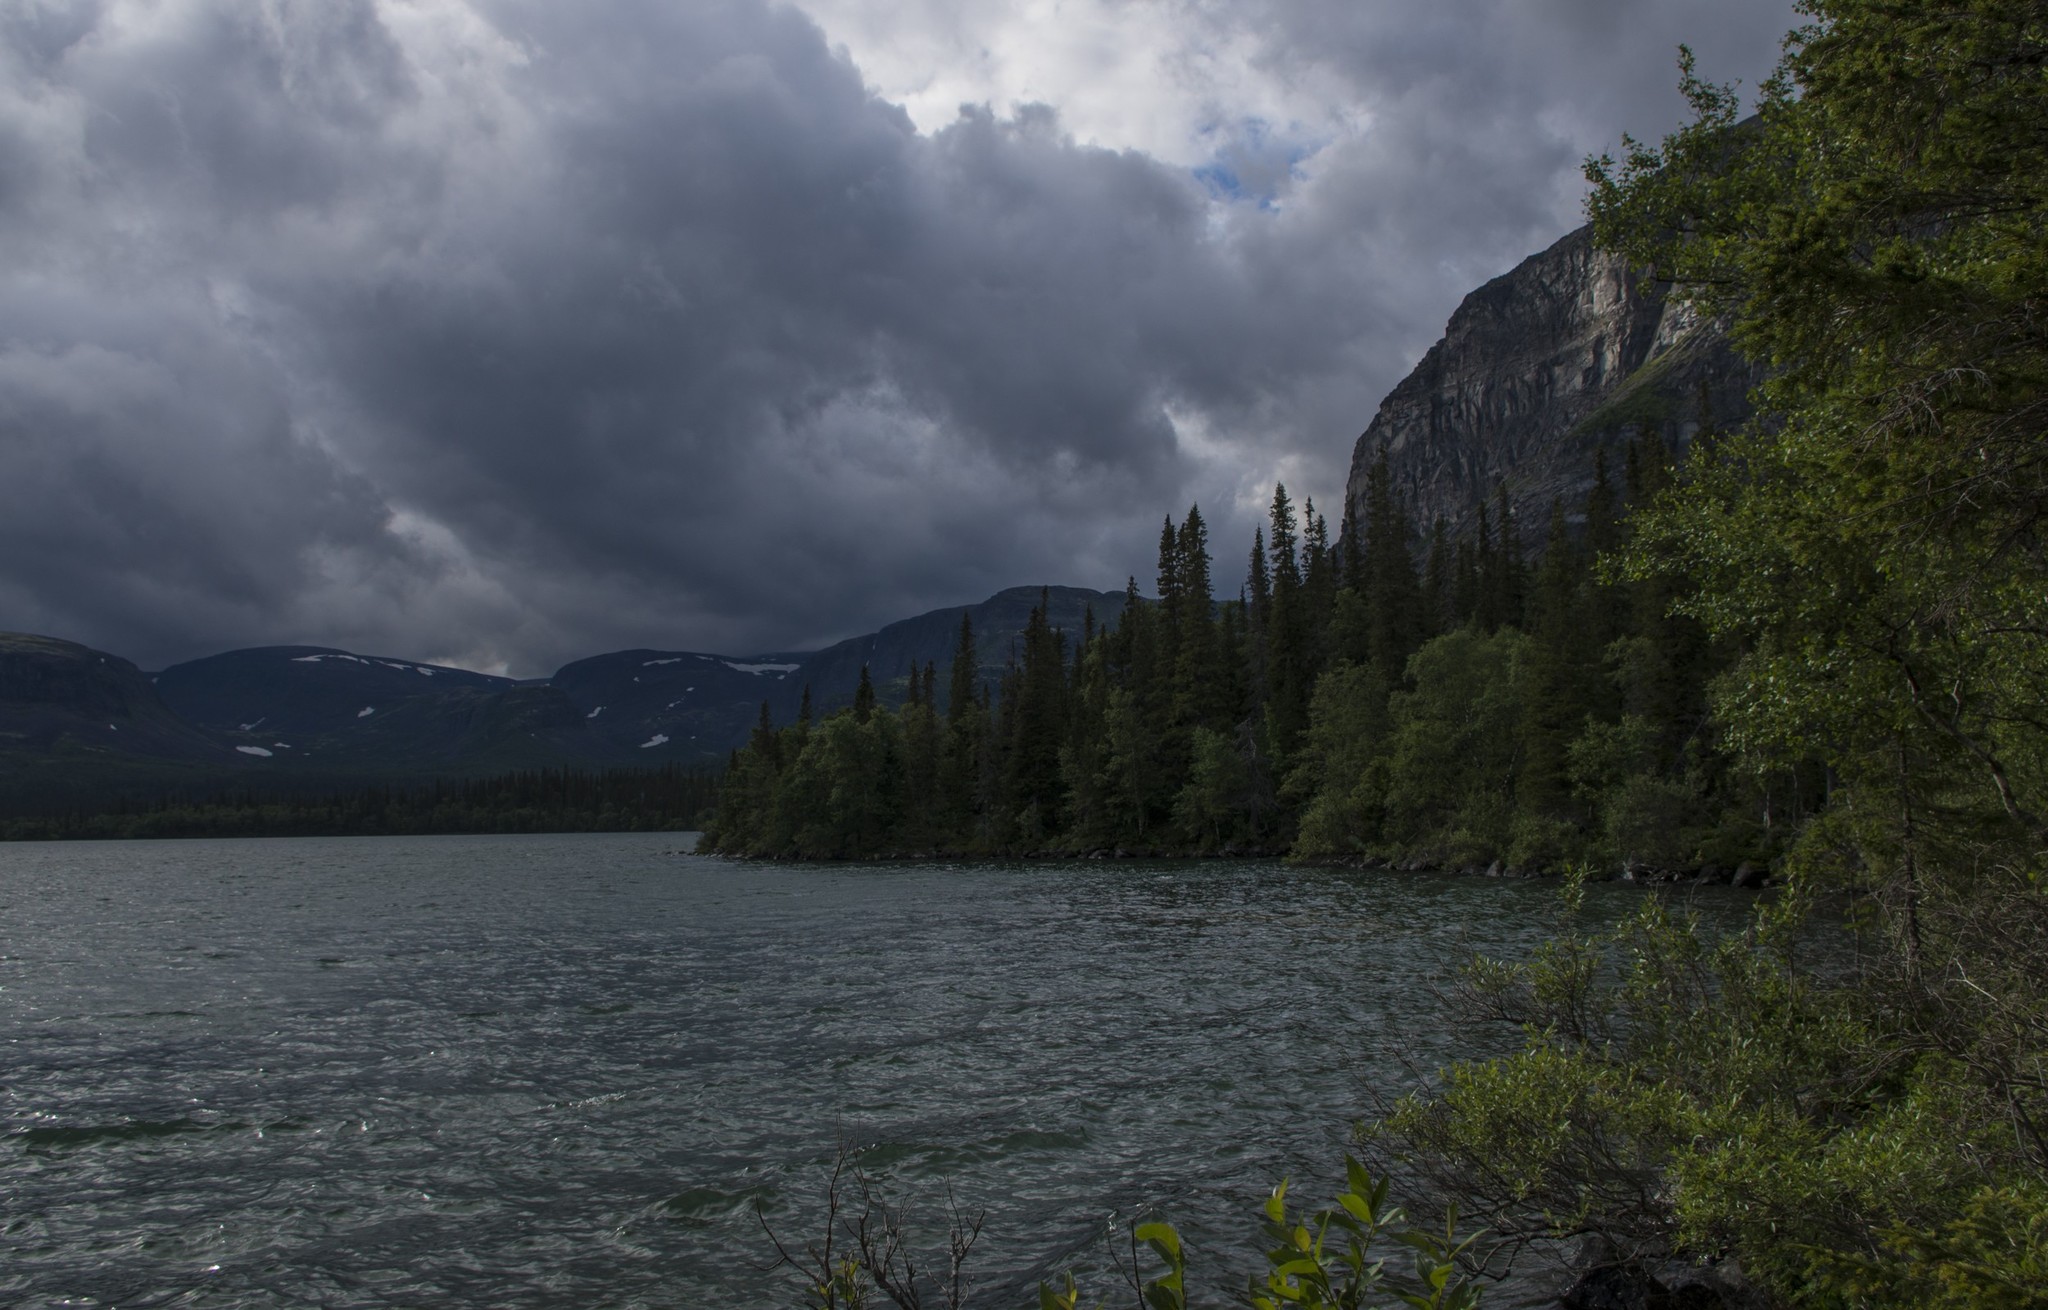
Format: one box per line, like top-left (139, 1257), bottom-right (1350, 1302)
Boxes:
top-left (542, 586), bottom-right (1128, 763)
top-left (0, 632), bottom-right (239, 808)
top-left (771, 585), bottom-right (1127, 721)
top-left (548, 649), bottom-right (806, 762)
top-left (0, 584), bottom-right (1134, 807)
top-left (154, 645), bottom-right (599, 775)
top-left (157, 646), bottom-right (518, 738)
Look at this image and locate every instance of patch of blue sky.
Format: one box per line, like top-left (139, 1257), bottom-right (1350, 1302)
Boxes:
top-left (1190, 116), bottom-right (1322, 209)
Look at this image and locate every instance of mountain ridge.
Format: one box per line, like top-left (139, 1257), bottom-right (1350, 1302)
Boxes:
top-left (0, 584), bottom-right (1128, 806)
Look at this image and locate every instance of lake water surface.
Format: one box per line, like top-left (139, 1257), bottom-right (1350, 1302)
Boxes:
top-left (0, 834), bottom-right (1752, 1307)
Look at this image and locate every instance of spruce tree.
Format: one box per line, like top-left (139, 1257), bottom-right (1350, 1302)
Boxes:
top-left (1001, 590), bottom-right (1070, 839)
top-left (1239, 535), bottom-right (1271, 745)
top-left (1421, 517), bottom-right (1452, 638)
top-left (1470, 502), bottom-right (1496, 630)
top-left (1156, 516), bottom-right (1184, 651)
top-left (946, 614), bottom-right (976, 726)
top-left (1362, 451), bottom-right (1425, 678)
top-left (1302, 498), bottom-right (1337, 668)
top-left (1172, 506), bottom-right (1225, 731)
top-left (1264, 484), bottom-right (1311, 770)
top-left (1339, 495), bottom-right (1366, 594)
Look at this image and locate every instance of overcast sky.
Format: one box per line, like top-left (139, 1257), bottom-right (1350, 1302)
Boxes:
top-left (0, 0), bottom-right (1798, 676)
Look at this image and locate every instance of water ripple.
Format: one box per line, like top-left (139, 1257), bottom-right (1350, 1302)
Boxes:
top-left (0, 833), bottom-right (1749, 1307)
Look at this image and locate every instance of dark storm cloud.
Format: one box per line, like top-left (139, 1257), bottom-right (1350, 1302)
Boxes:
top-left (0, 0), bottom-right (1797, 674)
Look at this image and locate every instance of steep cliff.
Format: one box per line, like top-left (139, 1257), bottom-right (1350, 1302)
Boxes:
top-left (1342, 224), bottom-right (1764, 542)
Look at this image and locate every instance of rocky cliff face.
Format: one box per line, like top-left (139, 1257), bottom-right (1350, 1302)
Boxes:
top-left (1342, 224), bottom-right (1764, 542)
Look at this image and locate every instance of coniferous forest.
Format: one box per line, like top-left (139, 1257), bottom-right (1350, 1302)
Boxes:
top-left (2, 765), bottom-right (717, 841)
top-left (702, 438), bottom-right (1778, 874)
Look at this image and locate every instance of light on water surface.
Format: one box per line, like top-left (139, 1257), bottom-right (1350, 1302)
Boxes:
top-left (0, 833), bottom-right (1753, 1307)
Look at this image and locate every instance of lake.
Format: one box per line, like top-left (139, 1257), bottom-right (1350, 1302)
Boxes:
top-left (0, 833), bottom-right (1752, 1307)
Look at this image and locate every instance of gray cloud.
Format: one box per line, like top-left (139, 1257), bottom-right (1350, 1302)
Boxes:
top-left (0, 0), bottom-right (1796, 675)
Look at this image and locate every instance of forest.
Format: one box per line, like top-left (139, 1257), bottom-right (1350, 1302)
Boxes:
top-left (700, 437), bottom-right (1786, 876)
top-left (1, 765), bottom-right (717, 841)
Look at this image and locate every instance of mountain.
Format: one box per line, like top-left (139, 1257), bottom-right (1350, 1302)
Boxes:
top-left (542, 586), bottom-right (1128, 762)
top-left (771, 585), bottom-right (1127, 720)
top-left (0, 585), bottom-right (1134, 806)
top-left (1342, 223), bottom-right (1766, 541)
top-left (0, 632), bottom-right (241, 807)
top-left (548, 649), bottom-right (807, 762)
top-left (157, 646), bottom-right (518, 738)
top-left (154, 645), bottom-right (600, 775)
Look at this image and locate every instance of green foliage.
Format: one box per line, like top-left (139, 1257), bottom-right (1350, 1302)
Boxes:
top-left (1588, 0), bottom-right (2048, 857)
top-left (1809, 1182), bottom-right (2048, 1310)
top-left (1462, 9), bottom-right (2048, 1297)
top-left (1030, 1158), bottom-right (1483, 1310)
top-left (1289, 662), bottom-right (1393, 858)
top-left (1380, 871), bottom-right (2048, 1306)
top-left (1172, 725), bottom-right (1253, 850)
top-left (778, 1149), bottom-right (1483, 1310)
top-left (1240, 1159), bottom-right (1483, 1310)
top-left (1376, 7), bottom-right (2048, 1260)
top-left (1380, 630), bottom-right (1529, 859)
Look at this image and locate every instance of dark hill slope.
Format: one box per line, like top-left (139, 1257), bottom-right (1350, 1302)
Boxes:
top-left (0, 633), bottom-right (228, 761)
top-left (774, 585), bottom-right (1127, 720)
top-left (154, 646), bottom-right (605, 776)
top-left (0, 632), bottom-right (240, 807)
top-left (547, 650), bottom-right (805, 764)
top-left (156, 645), bottom-right (516, 737)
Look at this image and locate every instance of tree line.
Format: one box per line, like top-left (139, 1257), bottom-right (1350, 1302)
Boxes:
top-left (2, 765), bottom-right (717, 841)
top-left (702, 435), bottom-right (1800, 872)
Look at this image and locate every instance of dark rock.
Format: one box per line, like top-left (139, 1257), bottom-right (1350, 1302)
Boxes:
top-left (1341, 224), bottom-right (1766, 551)
top-left (1732, 861), bottom-right (1768, 889)
top-left (1560, 1260), bottom-right (1760, 1310)
top-left (1485, 860), bottom-right (1506, 877)
top-left (1656, 1261), bottom-right (1768, 1310)
top-left (1561, 1263), bottom-right (1661, 1310)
